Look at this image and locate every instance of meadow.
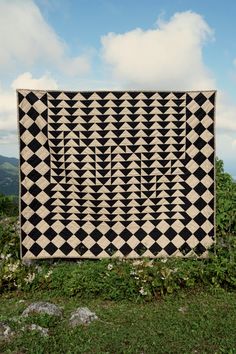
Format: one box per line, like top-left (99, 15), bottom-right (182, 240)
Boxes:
top-left (0, 158), bottom-right (235, 353)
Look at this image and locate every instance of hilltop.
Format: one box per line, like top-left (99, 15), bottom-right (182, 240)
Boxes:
top-left (0, 155), bottom-right (19, 196)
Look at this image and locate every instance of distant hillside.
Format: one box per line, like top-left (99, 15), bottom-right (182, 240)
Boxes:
top-left (0, 155), bottom-right (19, 196)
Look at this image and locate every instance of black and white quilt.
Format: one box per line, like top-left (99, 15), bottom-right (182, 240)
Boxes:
top-left (17, 90), bottom-right (215, 259)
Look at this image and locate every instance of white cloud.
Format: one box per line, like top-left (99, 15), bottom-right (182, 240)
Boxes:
top-left (0, 0), bottom-right (90, 76)
top-left (0, 72), bottom-right (57, 132)
top-left (101, 11), bottom-right (215, 90)
top-left (216, 91), bottom-right (236, 132)
top-left (11, 72), bottom-right (58, 90)
top-left (62, 56), bottom-right (91, 77)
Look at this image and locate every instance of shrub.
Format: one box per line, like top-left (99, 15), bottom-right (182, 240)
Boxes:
top-left (0, 193), bottom-right (18, 218)
top-left (216, 158), bottom-right (236, 236)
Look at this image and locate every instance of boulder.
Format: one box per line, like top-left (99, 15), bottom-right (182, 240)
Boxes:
top-left (69, 307), bottom-right (98, 327)
top-left (21, 301), bottom-right (62, 317)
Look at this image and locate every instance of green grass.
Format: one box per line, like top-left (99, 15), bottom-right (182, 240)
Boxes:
top-left (0, 288), bottom-right (236, 353)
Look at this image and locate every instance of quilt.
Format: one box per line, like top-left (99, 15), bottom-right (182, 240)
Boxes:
top-left (17, 90), bottom-right (215, 259)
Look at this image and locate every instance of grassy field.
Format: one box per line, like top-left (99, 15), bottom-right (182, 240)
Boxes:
top-left (0, 288), bottom-right (236, 354)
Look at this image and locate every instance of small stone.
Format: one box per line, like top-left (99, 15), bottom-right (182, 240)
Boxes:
top-left (69, 307), bottom-right (98, 327)
top-left (21, 302), bottom-right (62, 317)
top-left (21, 324), bottom-right (49, 337)
top-left (0, 322), bottom-right (14, 340)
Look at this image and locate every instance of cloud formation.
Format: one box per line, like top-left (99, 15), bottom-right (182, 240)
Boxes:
top-left (216, 91), bottom-right (236, 132)
top-left (0, 0), bottom-right (90, 76)
top-left (12, 72), bottom-right (58, 91)
top-left (101, 11), bottom-right (215, 90)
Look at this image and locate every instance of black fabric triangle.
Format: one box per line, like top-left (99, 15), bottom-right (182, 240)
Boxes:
top-left (82, 100), bottom-right (92, 107)
top-left (49, 91), bottom-right (61, 99)
top-left (66, 100), bottom-right (78, 107)
top-left (17, 92), bottom-right (25, 104)
top-left (81, 92), bottom-right (93, 99)
top-left (65, 107), bottom-right (77, 115)
top-left (158, 106), bottom-right (169, 113)
top-left (143, 99), bottom-right (154, 106)
top-left (64, 92), bottom-right (77, 99)
top-left (173, 99), bottom-right (184, 106)
top-left (159, 92), bottom-right (169, 99)
top-left (50, 99), bottom-right (61, 107)
top-left (128, 92), bottom-right (140, 98)
top-left (174, 92), bottom-right (185, 99)
top-left (81, 107), bottom-right (93, 115)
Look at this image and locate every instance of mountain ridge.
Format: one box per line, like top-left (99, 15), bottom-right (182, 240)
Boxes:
top-left (0, 155), bottom-right (19, 196)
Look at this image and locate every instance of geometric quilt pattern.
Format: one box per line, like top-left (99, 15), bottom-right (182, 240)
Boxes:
top-left (17, 90), bottom-right (216, 259)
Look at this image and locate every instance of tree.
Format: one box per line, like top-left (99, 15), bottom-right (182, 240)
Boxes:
top-left (216, 158), bottom-right (236, 236)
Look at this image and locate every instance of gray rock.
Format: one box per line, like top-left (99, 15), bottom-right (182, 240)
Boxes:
top-left (0, 322), bottom-right (14, 340)
top-left (21, 301), bottom-right (62, 317)
top-left (69, 307), bottom-right (98, 327)
top-left (21, 324), bottom-right (49, 337)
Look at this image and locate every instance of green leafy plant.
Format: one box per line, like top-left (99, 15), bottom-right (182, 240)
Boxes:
top-left (216, 157), bottom-right (236, 236)
top-left (0, 193), bottom-right (18, 218)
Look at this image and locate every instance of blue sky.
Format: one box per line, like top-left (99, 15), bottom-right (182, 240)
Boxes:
top-left (0, 0), bottom-right (235, 177)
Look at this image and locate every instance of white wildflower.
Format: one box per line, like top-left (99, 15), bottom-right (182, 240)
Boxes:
top-left (130, 270), bottom-right (136, 275)
top-left (35, 265), bottom-right (42, 273)
top-left (24, 272), bottom-right (35, 284)
top-left (3, 273), bottom-right (11, 280)
top-left (161, 258), bottom-right (167, 263)
top-left (107, 264), bottom-right (113, 271)
top-left (133, 260), bottom-right (143, 266)
top-left (44, 270), bottom-right (53, 279)
top-left (139, 287), bottom-right (147, 296)
top-left (8, 261), bottom-right (20, 272)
